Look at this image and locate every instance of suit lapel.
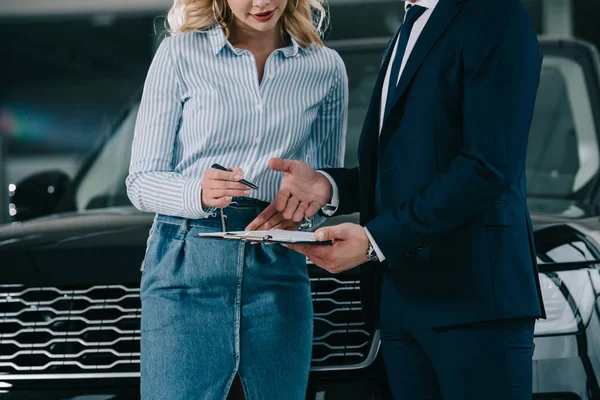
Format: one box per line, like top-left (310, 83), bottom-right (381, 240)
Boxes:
top-left (380, 0), bottom-right (460, 140)
top-left (357, 29), bottom-right (400, 165)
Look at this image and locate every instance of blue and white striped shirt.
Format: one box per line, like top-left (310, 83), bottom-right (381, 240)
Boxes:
top-left (126, 27), bottom-right (348, 219)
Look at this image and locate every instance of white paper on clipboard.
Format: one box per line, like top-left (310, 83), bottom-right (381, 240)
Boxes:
top-left (194, 229), bottom-right (332, 245)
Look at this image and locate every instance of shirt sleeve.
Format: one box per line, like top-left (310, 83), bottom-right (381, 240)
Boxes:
top-left (364, 227), bottom-right (386, 262)
top-left (316, 170), bottom-right (339, 216)
top-left (126, 37), bottom-right (216, 219)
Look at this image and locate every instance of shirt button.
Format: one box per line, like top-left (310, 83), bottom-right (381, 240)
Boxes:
top-left (255, 136), bottom-right (261, 144)
top-left (256, 103), bottom-right (263, 112)
top-left (268, 73), bottom-right (274, 80)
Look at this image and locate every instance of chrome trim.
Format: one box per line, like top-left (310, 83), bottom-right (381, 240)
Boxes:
top-left (2, 314), bottom-right (141, 327)
top-left (0, 284), bottom-right (139, 295)
top-left (311, 353), bottom-right (366, 363)
top-left (2, 336), bottom-right (140, 349)
top-left (313, 341), bottom-right (370, 350)
top-left (1, 278), bottom-right (376, 374)
top-left (0, 332), bottom-right (382, 378)
top-left (310, 330), bottom-right (381, 372)
top-left (314, 306), bottom-right (362, 317)
top-left (0, 348), bottom-right (140, 361)
top-left (0, 325), bottom-right (141, 338)
top-left (311, 286), bottom-right (361, 296)
top-left (309, 277), bottom-right (360, 285)
top-left (1, 304), bottom-right (140, 317)
top-left (0, 293), bottom-right (140, 306)
top-left (313, 317), bottom-right (364, 327)
top-left (314, 329), bottom-right (370, 341)
top-left (0, 359), bottom-right (140, 372)
top-left (312, 298), bottom-right (361, 306)
top-left (0, 372), bottom-right (141, 380)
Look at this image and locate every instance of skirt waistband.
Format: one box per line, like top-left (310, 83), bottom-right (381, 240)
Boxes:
top-left (154, 197), bottom-right (271, 230)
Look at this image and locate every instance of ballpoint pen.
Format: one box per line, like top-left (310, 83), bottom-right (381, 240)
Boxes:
top-left (210, 163), bottom-right (258, 232)
top-left (210, 163), bottom-right (259, 190)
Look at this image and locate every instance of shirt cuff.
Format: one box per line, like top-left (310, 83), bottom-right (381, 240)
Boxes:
top-left (183, 179), bottom-right (217, 218)
top-left (316, 171), bottom-right (339, 217)
top-left (364, 227), bottom-right (386, 262)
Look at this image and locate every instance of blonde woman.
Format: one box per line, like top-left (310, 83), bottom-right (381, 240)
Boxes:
top-left (126, 0), bottom-right (347, 398)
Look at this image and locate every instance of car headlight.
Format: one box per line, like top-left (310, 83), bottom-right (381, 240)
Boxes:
top-left (534, 271), bottom-right (596, 336)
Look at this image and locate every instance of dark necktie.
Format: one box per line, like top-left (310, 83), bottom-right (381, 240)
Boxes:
top-left (376, 4), bottom-right (427, 215)
top-left (383, 4), bottom-right (427, 119)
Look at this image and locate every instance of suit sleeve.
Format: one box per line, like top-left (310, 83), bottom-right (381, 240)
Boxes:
top-left (365, 2), bottom-right (543, 267)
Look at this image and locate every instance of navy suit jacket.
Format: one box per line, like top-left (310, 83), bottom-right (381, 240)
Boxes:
top-left (323, 0), bottom-right (546, 328)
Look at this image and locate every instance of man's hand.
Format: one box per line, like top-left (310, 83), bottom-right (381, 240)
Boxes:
top-left (246, 158), bottom-right (333, 230)
top-left (284, 223), bottom-right (370, 274)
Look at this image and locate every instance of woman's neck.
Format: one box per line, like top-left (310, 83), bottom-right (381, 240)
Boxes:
top-left (229, 23), bottom-right (285, 53)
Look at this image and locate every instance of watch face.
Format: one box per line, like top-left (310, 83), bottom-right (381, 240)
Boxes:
top-left (368, 246), bottom-right (378, 262)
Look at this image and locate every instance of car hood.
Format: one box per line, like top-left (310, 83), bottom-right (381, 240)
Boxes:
top-left (528, 197), bottom-right (599, 219)
top-left (0, 206), bottom-right (154, 252)
top-left (0, 198), bottom-right (598, 252)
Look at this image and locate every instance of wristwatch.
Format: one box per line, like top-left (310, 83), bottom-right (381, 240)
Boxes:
top-left (366, 241), bottom-right (380, 263)
top-left (299, 216), bottom-right (313, 230)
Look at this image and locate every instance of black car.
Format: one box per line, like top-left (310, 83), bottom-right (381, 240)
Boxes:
top-left (2, 37), bottom-right (600, 400)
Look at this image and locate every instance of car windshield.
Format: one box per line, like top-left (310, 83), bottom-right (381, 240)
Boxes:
top-left (527, 55), bottom-right (599, 198)
top-left (74, 42), bottom-right (600, 211)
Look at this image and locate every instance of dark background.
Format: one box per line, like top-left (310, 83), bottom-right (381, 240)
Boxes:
top-left (0, 0), bottom-right (597, 194)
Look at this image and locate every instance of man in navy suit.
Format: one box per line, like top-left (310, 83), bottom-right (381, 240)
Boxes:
top-left (247, 0), bottom-right (545, 398)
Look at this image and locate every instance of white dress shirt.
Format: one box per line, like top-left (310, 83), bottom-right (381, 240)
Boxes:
top-left (379, 0), bottom-right (439, 132)
top-left (323, 0), bottom-right (439, 262)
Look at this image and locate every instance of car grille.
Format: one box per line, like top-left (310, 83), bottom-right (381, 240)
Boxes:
top-left (0, 273), bottom-right (375, 376)
top-left (310, 272), bottom-right (374, 370)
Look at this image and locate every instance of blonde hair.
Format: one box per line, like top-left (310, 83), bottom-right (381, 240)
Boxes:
top-left (167, 0), bottom-right (328, 48)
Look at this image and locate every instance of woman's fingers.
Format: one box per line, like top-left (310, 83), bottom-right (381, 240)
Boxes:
top-left (271, 220), bottom-right (300, 231)
top-left (200, 166), bottom-right (253, 208)
top-left (305, 201), bottom-right (322, 218)
top-left (262, 213), bottom-right (285, 230)
top-left (229, 167), bottom-right (244, 176)
top-left (249, 209), bottom-right (285, 231)
top-left (283, 196), bottom-right (301, 220)
top-left (292, 202), bottom-right (309, 223)
top-left (204, 188), bottom-right (251, 198)
top-left (274, 188), bottom-right (292, 213)
top-left (203, 167), bottom-right (244, 182)
top-left (202, 187), bottom-right (251, 209)
top-left (210, 196), bottom-right (233, 208)
top-left (201, 180), bottom-right (249, 191)
top-left (246, 203), bottom-right (278, 231)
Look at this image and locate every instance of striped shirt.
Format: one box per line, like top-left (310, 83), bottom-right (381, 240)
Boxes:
top-left (126, 26), bottom-right (348, 219)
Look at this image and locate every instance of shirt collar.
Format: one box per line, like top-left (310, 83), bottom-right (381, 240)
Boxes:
top-left (403, 0), bottom-right (439, 11)
top-left (207, 25), bottom-right (301, 58)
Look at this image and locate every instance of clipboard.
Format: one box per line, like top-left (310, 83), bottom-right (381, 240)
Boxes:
top-left (193, 229), bottom-right (333, 245)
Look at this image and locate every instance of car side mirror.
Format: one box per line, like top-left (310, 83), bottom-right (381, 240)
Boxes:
top-left (11, 170), bottom-right (71, 221)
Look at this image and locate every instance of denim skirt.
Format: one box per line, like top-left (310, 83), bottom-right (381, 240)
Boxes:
top-left (139, 199), bottom-right (313, 400)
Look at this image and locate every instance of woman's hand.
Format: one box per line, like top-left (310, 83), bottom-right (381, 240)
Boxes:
top-left (200, 167), bottom-right (251, 208)
top-left (245, 203), bottom-right (301, 231)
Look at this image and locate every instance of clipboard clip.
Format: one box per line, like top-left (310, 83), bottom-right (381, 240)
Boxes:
top-left (223, 233), bottom-right (274, 242)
